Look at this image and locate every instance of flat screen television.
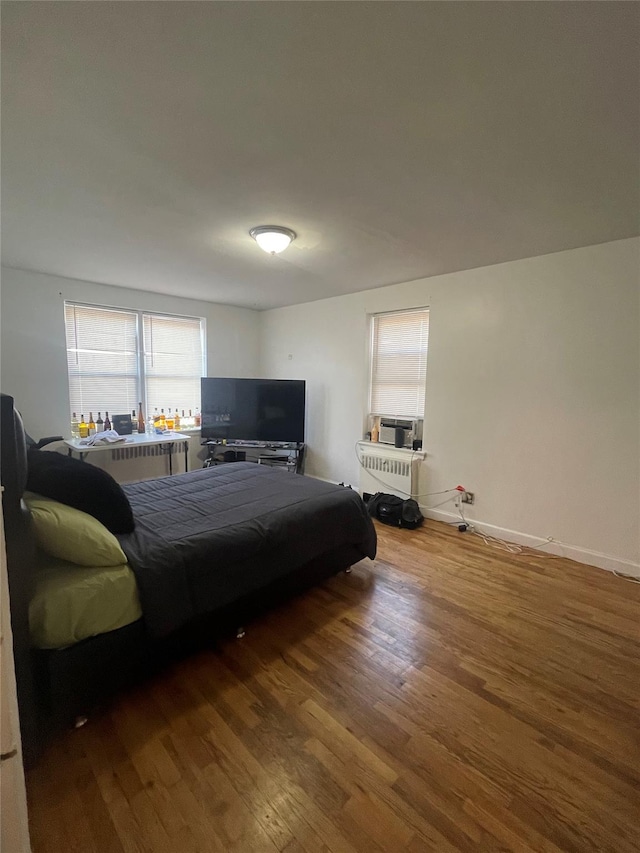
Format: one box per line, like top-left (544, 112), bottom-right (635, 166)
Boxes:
top-left (201, 378), bottom-right (306, 443)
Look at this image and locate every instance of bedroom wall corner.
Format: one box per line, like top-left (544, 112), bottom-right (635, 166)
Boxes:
top-left (0, 266), bottom-right (261, 440)
top-left (257, 238), bottom-right (640, 572)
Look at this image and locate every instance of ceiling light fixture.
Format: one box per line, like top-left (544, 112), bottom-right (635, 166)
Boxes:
top-left (250, 225), bottom-right (296, 255)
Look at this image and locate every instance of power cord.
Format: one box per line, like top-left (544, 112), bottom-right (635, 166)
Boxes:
top-left (355, 441), bottom-right (640, 584)
top-left (354, 441), bottom-right (462, 500)
top-left (454, 504), bottom-right (640, 584)
top-left (357, 440), bottom-right (551, 553)
top-left (454, 500), bottom-right (564, 556)
top-left (612, 570), bottom-right (640, 585)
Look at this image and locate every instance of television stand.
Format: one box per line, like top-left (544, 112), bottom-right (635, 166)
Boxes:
top-left (202, 440), bottom-right (306, 474)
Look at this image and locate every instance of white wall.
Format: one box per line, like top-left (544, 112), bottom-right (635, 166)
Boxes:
top-left (259, 239), bottom-right (640, 573)
top-left (0, 267), bottom-right (260, 439)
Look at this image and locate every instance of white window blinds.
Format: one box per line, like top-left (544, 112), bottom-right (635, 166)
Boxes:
top-left (143, 313), bottom-right (205, 415)
top-left (65, 304), bottom-right (139, 419)
top-left (369, 308), bottom-right (429, 418)
top-left (65, 303), bottom-right (205, 421)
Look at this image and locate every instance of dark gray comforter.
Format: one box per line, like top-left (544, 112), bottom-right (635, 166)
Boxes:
top-left (118, 463), bottom-right (376, 637)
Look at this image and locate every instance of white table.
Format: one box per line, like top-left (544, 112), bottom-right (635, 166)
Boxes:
top-left (64, 432), bottom-right (192, 475)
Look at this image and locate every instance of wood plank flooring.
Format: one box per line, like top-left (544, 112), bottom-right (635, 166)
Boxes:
top-left (26, 520), bottom-right (640, 852)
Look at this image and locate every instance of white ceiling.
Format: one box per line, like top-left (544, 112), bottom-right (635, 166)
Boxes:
top-left (2, 1), bottom-right (638, 310)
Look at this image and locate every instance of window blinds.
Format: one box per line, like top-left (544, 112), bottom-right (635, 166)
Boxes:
top-left (370, 308), bottom-right (429, 418)
top-left (65, 303), bottom-right (139, 419)
top-left (143, 313), bottom-right (204, 415)
top-left (65, 303), bottom-right (205, 421)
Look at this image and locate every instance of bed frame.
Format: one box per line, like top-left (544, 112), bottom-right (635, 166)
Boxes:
top-left (1, 394), bottom-right (362, 767)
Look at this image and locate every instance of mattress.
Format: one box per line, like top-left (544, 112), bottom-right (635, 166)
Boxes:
top-left (29, 554), bottom-right (142, 650)
top-left (119, 463), bottom-right (377, 638)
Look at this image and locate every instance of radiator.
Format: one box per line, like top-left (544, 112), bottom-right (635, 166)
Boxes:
top-left (84, 445), bottom-right (174, 484)
top-left (358, 443), bottom-right (423, 500)
top-left (109, 445), bottom-right (172, 462)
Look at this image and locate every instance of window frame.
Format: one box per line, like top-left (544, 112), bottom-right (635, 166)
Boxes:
top-left (64, 300), bottom-right (207, 422)
top-left (367, 306), bottom-right (429, 421)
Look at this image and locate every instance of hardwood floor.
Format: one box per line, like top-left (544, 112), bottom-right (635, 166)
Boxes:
top-left (26, 520), bottom-right (640, 852)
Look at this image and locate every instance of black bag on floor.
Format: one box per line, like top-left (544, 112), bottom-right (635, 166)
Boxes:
top-left (366, 493), bottom-right (423, 529)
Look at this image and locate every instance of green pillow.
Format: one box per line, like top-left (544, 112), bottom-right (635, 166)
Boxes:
top-left (24, 492), bottom-right (127, 567)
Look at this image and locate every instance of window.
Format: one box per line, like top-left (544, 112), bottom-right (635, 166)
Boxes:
top-left (369, 308), bottom-right (429, 418)
top-left (65, 302), bottom-right (205, 421)
top-left (142, 313), bottom-right (205, 415)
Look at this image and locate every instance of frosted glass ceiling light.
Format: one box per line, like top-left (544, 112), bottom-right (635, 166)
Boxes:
top-left (250, 225), bottom-right (296, 255)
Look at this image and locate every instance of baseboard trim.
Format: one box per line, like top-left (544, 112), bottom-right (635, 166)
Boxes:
top-left (422, 507), bottom-right (640, 578)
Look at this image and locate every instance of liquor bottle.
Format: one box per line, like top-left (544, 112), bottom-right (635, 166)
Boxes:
top-left (137, 403), bottom-right (145, 434)
top-left (88, 412), bottom-right (96, 436)
top-left (166, 408), bottom-right (175, 431)
top-left (96, 412), bottom-right (104, 433)
top-left (159, 408), bottom-right (167, 430)
top-left (194, 407), bottom-right (201, 427)
top-left (104, 412), bottom-right (111, 431)
top-left (79, 414), bottom-right (88, 438)
top-left (71, 412), bottom-right (80, 439)
top-left (152, 408), bottom-right (160, 430)
top-left (188, 409), bottom-right (193, 428)
top-left (131, 410), bottom-right (138, 434)
top-left (371, 417), bottom-right (380, 443)
top-left (173, 408), bottom-right (180, 430)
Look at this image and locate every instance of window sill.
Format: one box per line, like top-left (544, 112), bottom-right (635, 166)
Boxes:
top-left (358, 440), bottom-right (426, 458)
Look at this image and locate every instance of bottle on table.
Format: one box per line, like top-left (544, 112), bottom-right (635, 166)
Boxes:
top-left (188, 409), bottom-right (193, 427)
top-left (130, 410), bottom-right (138, 434)
top-left (104, 412), bottom-right (111, 431)
top-left (371, 417), bottom-right (380, 443)
top-left (70, 412), bottom-right (80, 439)
top-left (158, 409), bottom-right (167, 430)
top-left (166, 408), bottom-right (175, 431)
top-left (78, 414), bottom-right (88, 438)
top-left (96, 412), bottom-right (104, 433)
top-left (194, 407), bottom-right (201, 428)
top-left (88, 413), bottom-right (96, 436)
top-left (137, 403), bottom-right (145, 434)
top-left (173, 408), bottom-right (180, 430)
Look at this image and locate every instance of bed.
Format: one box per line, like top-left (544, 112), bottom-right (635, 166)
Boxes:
top-left (1, 394), bottom-right (376, 766)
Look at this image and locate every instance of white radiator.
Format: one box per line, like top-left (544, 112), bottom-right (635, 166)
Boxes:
top-left (109, 445), bottom-right (172, 462)
top-left (358, 443), bottom-right (424, 499)
top-left (57, 442), bottom-right (200, 484)
top-left (85, 447), bottom-right (174, 484)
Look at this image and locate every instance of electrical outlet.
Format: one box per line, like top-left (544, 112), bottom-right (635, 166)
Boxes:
top-left (461, 491), bottom-right (474, 505)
